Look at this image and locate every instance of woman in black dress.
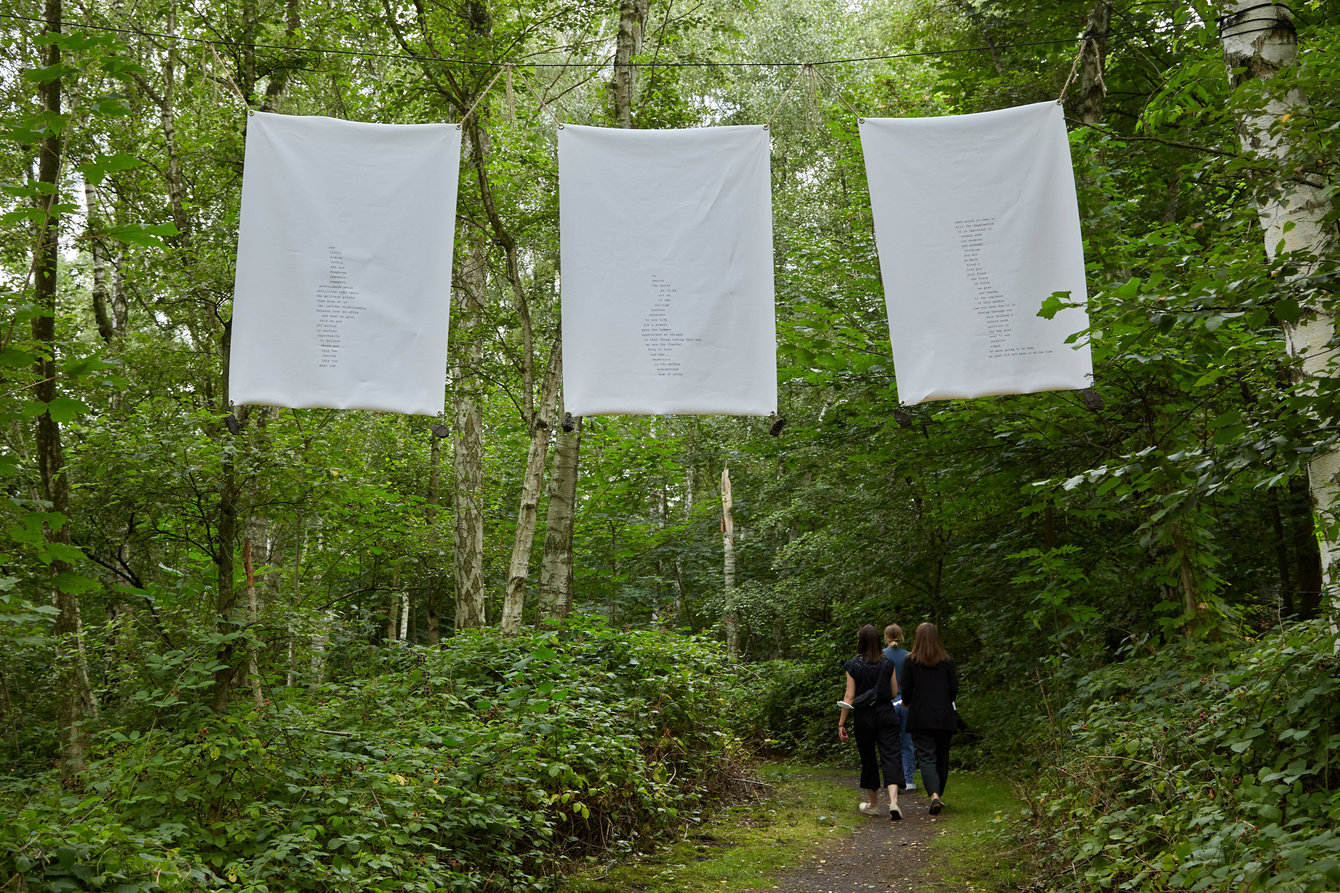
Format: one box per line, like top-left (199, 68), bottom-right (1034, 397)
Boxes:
top-left (901, 621), bottom-right (958, 815)
top-left (837, 624), bottom-right (904, 820)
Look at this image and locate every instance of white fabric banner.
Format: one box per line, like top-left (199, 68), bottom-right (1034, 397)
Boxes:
top-left (558, 124), bottom-right (777, 416)
top-left (859, 102), bottom-right (1092, 405)
top-left (230, 112), bottom-right (461, 416)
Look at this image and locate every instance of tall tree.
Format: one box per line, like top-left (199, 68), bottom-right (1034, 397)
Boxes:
top-left (453, 215), bottom-right (489, 630)
top-left (31, 0), bottom-right (99, 779)
top-left (1219, 0), bottom-right (1338, 602)
top-left (721, 465), bottom-right (739, 658)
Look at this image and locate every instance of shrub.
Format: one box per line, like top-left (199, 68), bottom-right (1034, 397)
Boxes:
top-left (0, 619), bottom-right (742, 892)
top-left (1021, 619), bottom-right (1340, 893)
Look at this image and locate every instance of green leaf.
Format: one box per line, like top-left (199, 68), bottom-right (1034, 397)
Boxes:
top-left (54, 571), bottom-right (100, 595)
top-left (47, 396), bottom-right (88, 424)
top-left (105, 222), bottom-right (180, 247)
top-left (1038, 292), bottom-right (1073, 319)
top-left (0, 347), bottom-right (36, 368)
top-left (77, 152), bottom-right (142, 185)
top-left (42, 542), bottom-right (85, 565)
top-left (1275, 298), bottom-right (1302, 324)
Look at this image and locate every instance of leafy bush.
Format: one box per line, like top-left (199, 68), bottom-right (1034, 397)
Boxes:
top-left (0, 619), bottom-right (743, 892)
top-left (1021, 619), bottom-right (1340, 893)
top-left (727, 657), bottom-right (843, 760)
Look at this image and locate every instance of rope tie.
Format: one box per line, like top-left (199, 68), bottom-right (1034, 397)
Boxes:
top-left (810, 65), bottom-right (866, 121)
top-left (766, 64), bottom-right (810, 129)
top-left (457, 65), bottom-right (509, 128)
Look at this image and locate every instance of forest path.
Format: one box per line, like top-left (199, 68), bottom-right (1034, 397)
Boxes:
top-left (561, 766), bottom-right (1014, 893)
top-left (765, 774), bottom-right (939, 893)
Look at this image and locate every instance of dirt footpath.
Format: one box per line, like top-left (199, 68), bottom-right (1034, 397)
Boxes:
top-left (768, 781), bottom-right (941, 893)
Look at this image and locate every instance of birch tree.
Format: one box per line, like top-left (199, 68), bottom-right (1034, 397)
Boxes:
top-left (537, 0), bottom-right (650, 622)
top-left (721, 465), bottom-right (740, 658)
top-left (1220, 1), bottom-right (1338, 599)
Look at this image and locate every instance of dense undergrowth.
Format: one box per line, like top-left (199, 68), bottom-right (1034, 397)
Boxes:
top-left (736, 616), bottom-right (1340, 893)
top-left (0, 620), bottom-right (744, 892)
top-left (1021, 618), bottom-right (1340, 893)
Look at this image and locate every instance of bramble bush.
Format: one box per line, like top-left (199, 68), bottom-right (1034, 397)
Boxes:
top-left (1021, 618), bottom-right (1340, 893)
top-left (0, 619), bottom-right (745, 892)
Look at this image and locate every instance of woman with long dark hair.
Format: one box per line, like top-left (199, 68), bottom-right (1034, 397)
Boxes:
top-left (901, 621), bottom-right (958, 815)
top-left (837, 624), bottom-right (904, 820)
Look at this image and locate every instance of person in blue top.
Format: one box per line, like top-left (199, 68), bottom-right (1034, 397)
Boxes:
top-left (883, 624), bottom-right (917, 792)
top-left (837, 624), bottom-right (905, 820)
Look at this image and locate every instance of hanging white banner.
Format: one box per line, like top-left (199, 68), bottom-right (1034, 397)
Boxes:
top-left (230, 112), bottom-right (461, 416)
top-left (559, 124), bottom-right (777, 416)
top-left (859, 102), bottom-right (1092, 405)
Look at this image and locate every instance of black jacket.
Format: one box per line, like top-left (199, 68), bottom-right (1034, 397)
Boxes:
top-left (902, 657), bottom-right (958, 732)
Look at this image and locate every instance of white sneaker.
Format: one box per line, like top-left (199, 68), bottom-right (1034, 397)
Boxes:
top-left (858, 801), bottom-right (878, 815)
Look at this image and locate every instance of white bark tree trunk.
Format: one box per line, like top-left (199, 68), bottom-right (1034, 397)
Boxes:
top-left (243, 536), bottom-right (265, 710)
top-left (722, 466), bottom-right (740, 659)
top-left (499, 339), bottom-right (563, 634)
top-left (1220, 2), bottom-right (1338, 600)
top-left (611, 0), bottom-right (650, 128)
top-left (1076, 1), bottom-right (1110, 127)
top-left (426, 425), bottom-right (446, 644)
top-left (537, 412), bottom-right (580, 620)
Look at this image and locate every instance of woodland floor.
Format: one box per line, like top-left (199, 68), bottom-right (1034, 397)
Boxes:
top-left (766, 774), bottom-right (939, 893)
top-left (563, 766), bottom-right (1013, 893)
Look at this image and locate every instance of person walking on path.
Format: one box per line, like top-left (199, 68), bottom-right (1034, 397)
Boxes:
top-left (838, 624), bottom-right (905, 820)
top-left (883, 624), bottom-right (917, 792)
top-left (901, 622), bottom-right (958, 815)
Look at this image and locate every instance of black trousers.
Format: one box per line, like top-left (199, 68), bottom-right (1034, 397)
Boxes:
top-left (854, 706), bottom-right (905, 790)
top-left (911, 730), bottom-right (953, 797)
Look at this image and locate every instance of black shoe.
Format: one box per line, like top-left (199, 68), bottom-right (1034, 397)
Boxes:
top-left (889, 803), bottom-right (903, 821)
top-left (929, 798), bottom-right (942, 815)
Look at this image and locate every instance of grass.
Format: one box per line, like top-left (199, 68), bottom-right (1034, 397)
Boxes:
top-left (558, 763), bottom-right (865, 893)
top-left (919, 773), bottom-right (1030, 892)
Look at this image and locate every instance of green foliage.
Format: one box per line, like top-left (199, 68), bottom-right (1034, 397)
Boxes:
top-left (726, 656), bottom-right (841, 760)
top-left (0, 620), bottom-right (741, 892)
top-left (1022, 619), bottom-right (1340, 893)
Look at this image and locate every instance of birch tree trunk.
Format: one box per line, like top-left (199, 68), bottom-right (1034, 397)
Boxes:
top-left (537, 414), bottom-right (580, 620)
top-left (611, 0), bottom-right (650, 128)
top-left (1076, 0), bottom-right (1110, 127)
top-left (84, 183), bottom-right (122, 343)
top-left (499, 339), bottom-right (562, 634)
top-left (537, 0), bottom-right (648, 623)
top-left (33, 0), bottom-right (98, 780)
top-left (427, 424), bottom-right (447, 644)
top-left (460, 100), bottom-right (564, 635)
top-left (1220, 1), bottom-right (1338, 600)
top-left (243, 537), bottom-right (265, 710)
top-left (721, 466), bottom-right (740, 659)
